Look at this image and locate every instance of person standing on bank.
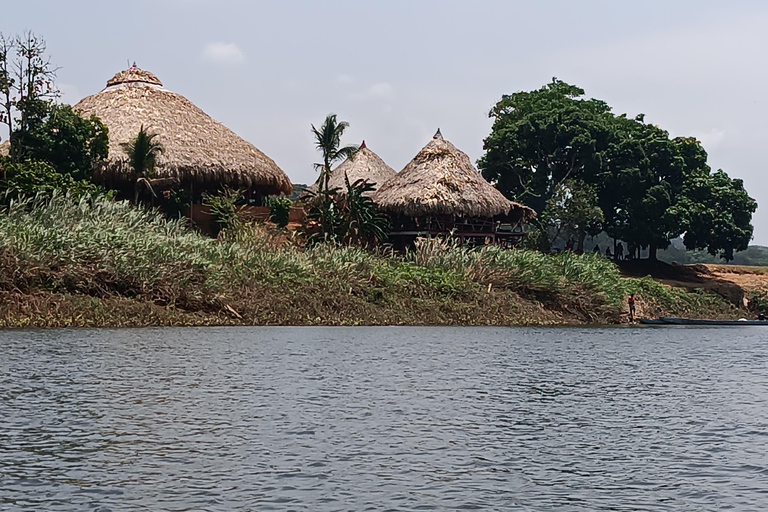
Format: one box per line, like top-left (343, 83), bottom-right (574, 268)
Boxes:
top-left (628, 293), bottom-right (636, 322)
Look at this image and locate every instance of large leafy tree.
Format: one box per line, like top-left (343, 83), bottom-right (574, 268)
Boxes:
top-left (478, 79), bottom-right (614, 214)
top-left (311, 113), bottom-right (357, 194)
top-left (481, 80), bottom-right (757, 261)
top-left (674, 170), bottom-right (756, 261)
top-left (541, 179), bottom-right (603, 252)
top-left (599, 120), bottom-right (697, 259)
top-left (17, 104), bottom-right (108, 181)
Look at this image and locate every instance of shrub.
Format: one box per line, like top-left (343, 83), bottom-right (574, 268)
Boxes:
top-left (268, 196), bottom-right (292, 227)
top-left (203, 188), bottom-right (242, 235)
top-left (161, 188), bottom-right (191, 219)
top-left (0, 159), bottom-right (107, 202)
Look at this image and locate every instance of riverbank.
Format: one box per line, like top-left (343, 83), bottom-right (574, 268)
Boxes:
top-left (0, 194), bottom-right (743, 328)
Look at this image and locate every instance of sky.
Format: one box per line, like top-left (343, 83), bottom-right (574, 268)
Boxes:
top-left (3, 0), bottom-right (768, 243)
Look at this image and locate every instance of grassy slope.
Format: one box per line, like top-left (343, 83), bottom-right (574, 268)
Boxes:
top-left (0, 193), bottom-right (741, 328)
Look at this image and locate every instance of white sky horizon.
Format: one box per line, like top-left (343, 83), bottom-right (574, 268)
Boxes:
top-left (4, 0), bottom-right (768, 244)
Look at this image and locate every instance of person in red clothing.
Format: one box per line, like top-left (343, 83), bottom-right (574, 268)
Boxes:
top-left (628, 293), bottom-right (636, 322)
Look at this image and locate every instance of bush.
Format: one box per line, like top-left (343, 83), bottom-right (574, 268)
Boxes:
top-left (0, 159), bottom-right (107, 202)
top-left (161, 188), bottom-right (191, 219)
top-left (304, 178), bottom-right (389, 246)
top-left (268, 196), bottom-right (292, 227)
top-left (203, 188), bottom-right (241, 235)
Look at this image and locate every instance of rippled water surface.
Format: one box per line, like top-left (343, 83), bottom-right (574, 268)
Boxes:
top-left (1, 326), bottom-right (768, 511)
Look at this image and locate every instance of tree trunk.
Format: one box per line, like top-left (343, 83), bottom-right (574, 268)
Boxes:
top-left (577, 231), bottom-right (586, 253)
top-left (649, 243), bottom-right (658, 261)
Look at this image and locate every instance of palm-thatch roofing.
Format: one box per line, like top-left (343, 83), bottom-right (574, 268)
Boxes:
top-left (373, 130), bottom-right (534, 219)
top-left (304, 141), bottom-right (396, 198)
top-left (74, 65), bottom-right (292, 195)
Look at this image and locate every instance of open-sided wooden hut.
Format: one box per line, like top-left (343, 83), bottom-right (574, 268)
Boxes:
top-left (372, 129), bottom-right (534, 248)
top-left (74, 65), bottom-right (292, 201)
top-left (302, 141), bottom-right (396, 200)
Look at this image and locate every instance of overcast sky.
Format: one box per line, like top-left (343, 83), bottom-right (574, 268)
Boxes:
top-left (4, 0), bottom-right (768, 243)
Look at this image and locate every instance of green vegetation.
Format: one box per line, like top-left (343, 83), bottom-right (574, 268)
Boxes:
top-left (305, 115), bottom-right (389, 246)
top-left (203, 188), bottom-right (241, 236)
top-left (480, 79), bottom-right (757, 261)
top-left (0, 193), bottom-right (740, 328)
top-left (268, 196), bottom-right (292, 227)
top-left (121, 125), bottom-right (164, 204)
top-left (311, 113), bottom-right (357, 195)
top-left (1, 159), bottom-right (105, 202)
top-left (541, 179), bottom-right (603, 252)
top-left (1, 32), bottom-right (109, 200)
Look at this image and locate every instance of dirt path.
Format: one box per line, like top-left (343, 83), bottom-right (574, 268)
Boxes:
top-left (617, 260), bottom-right (765, 309)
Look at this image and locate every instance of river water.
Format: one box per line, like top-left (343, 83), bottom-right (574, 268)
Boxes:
top-left (1, 327), bottom-right (767, 511)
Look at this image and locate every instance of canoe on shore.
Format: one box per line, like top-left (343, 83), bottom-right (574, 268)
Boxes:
top-left (640, 317), bottom-right (768, 326)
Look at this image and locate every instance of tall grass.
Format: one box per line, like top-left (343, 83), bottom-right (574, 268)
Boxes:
top-left (407, 237), bottom-right (735, 319)
top-left (0, 193), bottom-right (737, 323)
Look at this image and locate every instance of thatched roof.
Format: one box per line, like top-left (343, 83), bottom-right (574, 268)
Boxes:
top-left (304, 141), bottom-right (396, 198)
top-left (373, 130), bottom-right (534, 219)
top-left (74, 65), bottom-right (292, 195)
top-left (0, 140), bottom-right (8, 157)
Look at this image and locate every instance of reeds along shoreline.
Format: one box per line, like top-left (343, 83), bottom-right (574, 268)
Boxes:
top-left (0, 193), bottom-right (739, 328)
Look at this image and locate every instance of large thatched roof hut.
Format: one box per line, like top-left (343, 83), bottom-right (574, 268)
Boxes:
top-left (304, 141), bottom-right (396, 199)
top-left (74, 65), bottom-right (292, 197)
top-left (373, 130), bottom-right (534, 247)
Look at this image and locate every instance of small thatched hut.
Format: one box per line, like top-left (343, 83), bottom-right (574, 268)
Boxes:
top-left (303, 141), bottom-right (396, 200)
top-left (74, 65), bottom-right (292, 200)
top-left (373, 129), bottom-right (534, 247)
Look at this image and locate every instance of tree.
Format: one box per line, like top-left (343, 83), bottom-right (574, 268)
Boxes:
top-left (674, 170), bottom-right (757, 261)
top-left (541, 179), bottom-right (603, 252)
top-left (17, 104), bottom-right (108, 181)
top-left (311, 113), bottom-right (357, 195)
top-left (121, 125), bottom-right (164, 204)
top-left (478, 79), bottom-right (614, 214)
top-left (481, 80), bottom-right (757, 261)
top-left (308, 114), bottom-right (357, 241)
top-left (341, 173), bottom-right (389, 246)
top-left (599, 119), bottom-right (695, 260)
top-left (1, 31), bottom-right (106, 185)
top-left (0, 32), bottom-right (59, 164)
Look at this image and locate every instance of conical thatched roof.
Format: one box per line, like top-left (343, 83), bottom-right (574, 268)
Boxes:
top-left (74, 65), bottom-right (292, 195)
top-left (373, 130), bottom-right (534, 219)
top-left (304, 141), bottom-right (396, 198)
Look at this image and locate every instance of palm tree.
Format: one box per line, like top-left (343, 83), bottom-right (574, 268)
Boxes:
top-left (121, 125), bottom-right (164, 204)
top-left (311, 114), bottom-right (357, 195)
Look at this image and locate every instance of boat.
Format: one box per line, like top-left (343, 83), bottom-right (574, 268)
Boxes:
top-left (640, 317), bottom-right (768, 326)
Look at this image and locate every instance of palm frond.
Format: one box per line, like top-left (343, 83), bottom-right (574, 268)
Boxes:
top-left (122, 125), bottom-right (164, 179)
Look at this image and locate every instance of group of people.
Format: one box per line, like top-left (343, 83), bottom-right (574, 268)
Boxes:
top-left (591, 242), bottom-right (636, 261)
